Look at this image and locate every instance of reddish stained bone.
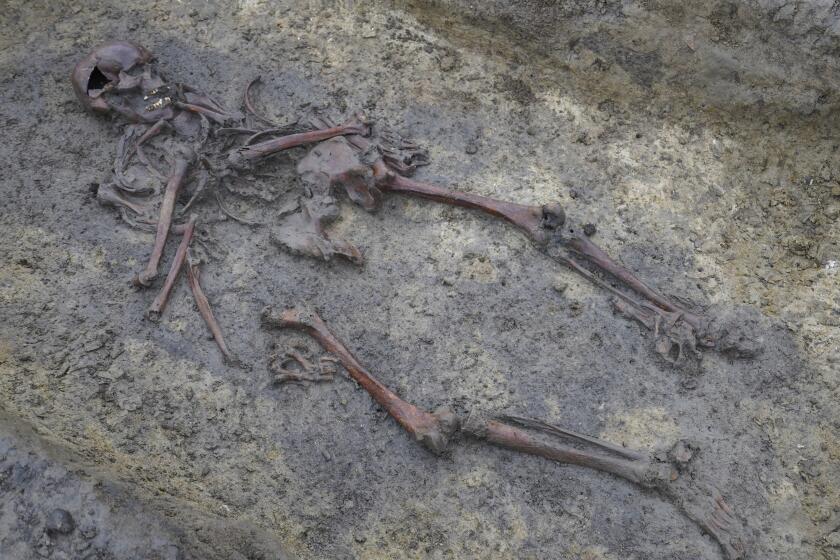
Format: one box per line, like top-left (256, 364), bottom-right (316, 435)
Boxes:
top-left (381, 172), bottom-right (565, 244)
top-left (262, 307), bottom-right (748, 560)
top-left (173, 101), bottom-right (229, 124)
top-left (228, 116), bottom-right (369, 165)
top-left (270, 350), bottom-right (338, 383)
top-left (186, 250), bottom-right (235, 364)
top-left (328, 130), bottom-right (715, 360)
top-left (465, 417), bottom-right (652, 485)
top-left (467, 417), bottom-right (747, 560)
top-left (243, 76), bottom-right (281, 127)
top-left (341, 134), bottom-right (565, 243)
top-left (146, 215), bottom-right (197, 321)
top-left (261, 307), bottom-right (458, 453)
top-left (133, 155), bottom-right (192, 287)
top-left (565, 234), bottom-right (704, 329)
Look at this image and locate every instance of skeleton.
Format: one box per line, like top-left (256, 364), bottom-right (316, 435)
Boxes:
top-left (262, 307), bottom-right (749, 559)
top-left (72, 41), bottom-right (368, 362)
top-left (75, 41), bottom-right (757, 364)
top-left (272, 116), bottom-right (762, 364)
top-left (74, 41), bottom-right (753, 556)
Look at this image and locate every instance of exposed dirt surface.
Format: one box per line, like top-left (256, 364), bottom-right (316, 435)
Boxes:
top-left (1, 1), bottom-right (838, 559)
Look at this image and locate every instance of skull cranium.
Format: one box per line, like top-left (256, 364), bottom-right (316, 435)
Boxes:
top-left (71, 40), bottom-right (177, 123)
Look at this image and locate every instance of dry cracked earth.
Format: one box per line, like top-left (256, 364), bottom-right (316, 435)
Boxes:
top-left (1, 1), bottom-right (839, 559)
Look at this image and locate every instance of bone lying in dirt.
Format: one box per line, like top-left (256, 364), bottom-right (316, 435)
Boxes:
top-left (186, 251), bottom-right (235, 364)
top-left (133, 153), bottom-right (192, 287)
top-left (269, 349), bottom-right (338, 384)
top-left (262, 307), bottom-right (748, 560)
top-left (261, 307), bottom-right (456, 453)
top-left (146, 215), bottom-right (197, 321)
top-left (284, 126), bottom-right (724, 361)
top-left (73, 41), bottom-right (372, 360)
top-left (227, 115), bottom-right (369, 168)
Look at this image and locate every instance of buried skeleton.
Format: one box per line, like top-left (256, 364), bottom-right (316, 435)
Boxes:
top-left (71, 39), bottom-right (762, 559)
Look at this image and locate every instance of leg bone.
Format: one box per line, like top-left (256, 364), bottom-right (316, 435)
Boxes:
top-left (261, 308), bottom-right (748, 558)
top-left (261, 307), bottom-right (457, 454)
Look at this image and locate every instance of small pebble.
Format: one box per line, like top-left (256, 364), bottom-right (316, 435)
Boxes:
top-left (465, 141), bottom-right (478, 155)
top-left (583, 223), bottom-right (597, 237)
top-left (438, 54), bottom-right (457, 72)
top-left (46, 509), bottom-right (75, 536)
top-left (681, 377), bottom-right (698, 390)
top-left (80, 525), bottom-right (98, 540)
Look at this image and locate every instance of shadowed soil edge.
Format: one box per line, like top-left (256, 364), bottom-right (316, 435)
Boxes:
top-left (1, 1), bottom-right (839, 559)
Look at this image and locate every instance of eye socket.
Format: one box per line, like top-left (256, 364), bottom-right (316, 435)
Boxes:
top-left (87, 66), bottom-right (110, 92)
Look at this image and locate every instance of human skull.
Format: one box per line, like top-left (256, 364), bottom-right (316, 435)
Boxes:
top-left (71, 40), bottom-right (175, 123)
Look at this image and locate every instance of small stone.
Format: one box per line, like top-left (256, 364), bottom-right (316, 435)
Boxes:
top-left (354, 533), bottom-right (367, 543)
top-left (824, 203), bottom-right (840, 219)
top-left (784, 235), bottom-right (812, 256)
top-left (118, 394), bottom-right (143, 412)
top-left (361, 26), bottom-right (376, 38)
top-left (465, 141), bottom-right (478, 155)
top-left (669, 440), bottom-right (695, 464)
top-left (681, 377), bottom-right (698, 390)
top-left (708, 184), bottom-right (725, 197)
top-left (80, 525), bottom-right (98, 539)
top-left (832, 184), bottom-right (840, 197)
top-left (46, 509), bottom-right (75, 536)
top-left (583, 223), bottom-right (597, 237)
top-left (552, 278), bottom-right (568, 294)
top-left (34, 533), bottom-right (52, 557)
top-left (438, 54), bottom-right (457, 72)
top-left (455, 355), bottom-right (477, 369)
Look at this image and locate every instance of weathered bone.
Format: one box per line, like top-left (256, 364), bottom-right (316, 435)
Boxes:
top-left (262, 307), bottom-right (749, 559)
top-left (227, 114), bottom-right (369, 168)
top-left (146, 215), bottom-right (197, 321)
top-left (133, 150), bottom-right (193, 287)
top-left (75, 43), bottom-right (365, 362)
top-left (262, 307), bottom-right (457, 454)
top-left (270, 196), bottom-right (363, 265)
top-left (269, 349), bottom-right (338, 384)
top-left (186, 250), bottom-right (236, 365)
top-left (284, 123), bottom-right (739, 362)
